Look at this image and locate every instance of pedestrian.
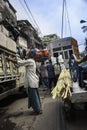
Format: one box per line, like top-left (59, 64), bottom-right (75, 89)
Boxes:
top-left (53, 57), bottom-right (61, 86)
top-left (47, 59), bottom-right (56, 90)
top-left (39, 61), bottom-right (49, 90)
top-left (18, 48), bottom-right (42, 115)
top-left (58, 54), bottom-right (66, 70)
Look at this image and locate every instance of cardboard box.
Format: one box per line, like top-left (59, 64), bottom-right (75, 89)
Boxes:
top-left (0, 32), bottom-right (7, 48)
top-left (0, 25), bottom-right (9, 36)
top-left (6, 37), bottom-right (17, 53)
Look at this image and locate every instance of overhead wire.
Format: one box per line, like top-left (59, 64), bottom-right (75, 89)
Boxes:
top-left (64, 7), bottom-right (67, 36)
top-left (18, 0), bottom-right (43, 36)
top-left (23, 0), bottom-right (43, 36)
top-left (18, 0), bottom-right (33, 24)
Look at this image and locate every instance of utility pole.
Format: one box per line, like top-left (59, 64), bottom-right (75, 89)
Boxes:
top-left (61, 0), bottom-right (65, 38)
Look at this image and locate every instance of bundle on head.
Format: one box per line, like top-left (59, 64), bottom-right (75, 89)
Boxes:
top-left (26, 48), bottom-right (36, 58)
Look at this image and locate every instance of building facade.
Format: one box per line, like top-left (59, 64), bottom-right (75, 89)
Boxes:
top-left (48, 37), bottom-right (79, 67)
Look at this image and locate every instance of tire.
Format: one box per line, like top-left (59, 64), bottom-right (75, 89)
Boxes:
top-left (70, 67), bottom-right (78, 82)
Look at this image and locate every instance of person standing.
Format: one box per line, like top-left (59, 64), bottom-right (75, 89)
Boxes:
top-left (39, 61), bottom-right (49, 90)
top-left (18, 48), bottom-right (42, 115)
top-left (58, 54), bottom-right (66, 70)
top-left (47, 59), bottom-right (56, 90)
top-left (53, 58), bottom-right (61, 86)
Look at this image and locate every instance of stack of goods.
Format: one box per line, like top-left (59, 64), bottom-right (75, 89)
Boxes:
top-left (51, 69), bottom-right (72, 100)
top-left (0, 25), bottom-right (16, 53)
top-left (35, 48), bottom-right (50, 61)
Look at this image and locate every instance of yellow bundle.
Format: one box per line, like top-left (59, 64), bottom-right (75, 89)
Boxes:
top-left (51, 69), bottom-right (72, 100)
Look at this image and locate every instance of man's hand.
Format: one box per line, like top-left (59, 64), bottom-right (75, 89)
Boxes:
top-left (6, 56), bottom-right (17, 63)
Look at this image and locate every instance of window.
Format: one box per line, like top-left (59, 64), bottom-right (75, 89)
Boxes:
top-left (69, 50), bottom-right (73, 57)
top-left (53, 52), bottom-right (58, 57)
top-left (63, 45), bottom-right (72, 50)
top-left (59, 52), bottom-right (64, 59)
top-left (64, 51), bottom-right (68, 59)
top-left (53, 47), bottom-right (61, 51)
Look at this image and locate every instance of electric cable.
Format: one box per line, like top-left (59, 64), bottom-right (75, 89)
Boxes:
top-left (61, 0), bottom-right (65, 38)
top-left (23, 0), bottom-right (43, 36)
top-left (18, 0), bottom-right (36, 27)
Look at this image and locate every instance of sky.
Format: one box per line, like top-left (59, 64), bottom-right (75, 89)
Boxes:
top-left (9, 0), bottom-right (87, 52)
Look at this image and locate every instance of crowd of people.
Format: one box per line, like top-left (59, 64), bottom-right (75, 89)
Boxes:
top-left (38, 57), bottom-right (61, 91)
top-left (16, 47), bottom-right (63, 115)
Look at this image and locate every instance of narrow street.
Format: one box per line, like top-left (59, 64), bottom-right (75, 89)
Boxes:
top-left (0, 1), bottom-right (87, 130)
top-left (0, 88), bottom-right (87, 130)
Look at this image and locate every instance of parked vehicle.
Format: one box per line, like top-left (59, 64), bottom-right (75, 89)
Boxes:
top-left (63, 54), bottom-right (87, 119)
top-left (0, 25), bottom-right (26, 100)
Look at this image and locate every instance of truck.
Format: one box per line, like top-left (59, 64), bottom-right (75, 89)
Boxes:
top-left (0, 22), bottom-right (27, 100)
top-left (0, 20), bottom-right (50, 100)
top-left (0, 0), bottom-right (47, 100)
top-left (0, 0), bottom-right (27, 100)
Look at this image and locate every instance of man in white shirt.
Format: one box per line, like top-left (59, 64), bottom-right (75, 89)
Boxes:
top-left (18, 48), bottom-right (42, 115)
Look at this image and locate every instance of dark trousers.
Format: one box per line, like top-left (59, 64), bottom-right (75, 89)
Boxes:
top-left (28, 87), bottom-right (41, 111)
top-left (48, 78), bottom-right (55, 89)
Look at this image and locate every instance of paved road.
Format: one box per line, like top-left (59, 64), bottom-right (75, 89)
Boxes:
top-left (0, 89), bottom-right (87, 130)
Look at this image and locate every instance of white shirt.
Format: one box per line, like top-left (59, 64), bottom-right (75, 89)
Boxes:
top-left (58, 55), bottom-right (64, 63)
top-left (53, 63), bottom-right (61, 75)
top-left (58, 54), bottom-right (66, 70)
top-left (18, 58), bottom-right (39, 88)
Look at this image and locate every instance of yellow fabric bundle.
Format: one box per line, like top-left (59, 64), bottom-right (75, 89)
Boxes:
top-left (51, 69), bottom-right (72, 100)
